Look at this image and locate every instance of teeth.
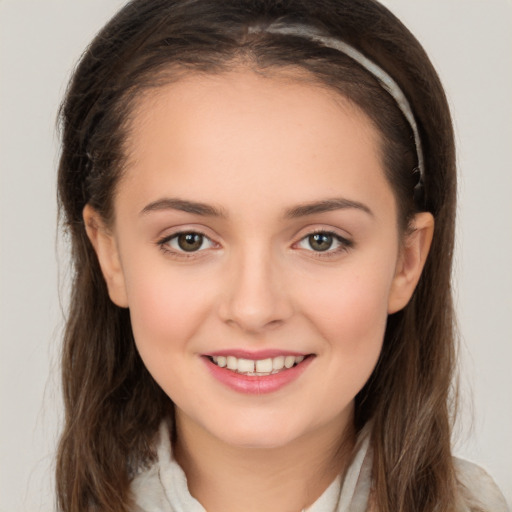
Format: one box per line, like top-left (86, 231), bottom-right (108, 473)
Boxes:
top-left (272, 355), bottom-right (285, 371)
top-left (255, 358), bottom-right (273, 373)
top-left (237, 358), bottom-right (255, 373)
top-left (211, 355), bottom-right (307, 375)
top-left (284, 355), bottom-right (296, 368)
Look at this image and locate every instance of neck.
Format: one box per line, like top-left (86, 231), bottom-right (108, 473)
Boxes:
top-left (174, 410), bottom-right (355, 512)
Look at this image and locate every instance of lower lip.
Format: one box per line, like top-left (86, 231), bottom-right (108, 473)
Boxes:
top-left (203, 356), bottom-right (314, 394)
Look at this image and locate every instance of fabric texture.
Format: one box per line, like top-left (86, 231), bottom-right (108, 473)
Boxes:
top-left (130, 422), bottom-right (509, 512)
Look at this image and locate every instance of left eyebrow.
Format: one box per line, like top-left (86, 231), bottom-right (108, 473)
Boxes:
top-left (140, 198), bottom-right (227, 218)
top-left (284, 198), bottom-right (373, 218)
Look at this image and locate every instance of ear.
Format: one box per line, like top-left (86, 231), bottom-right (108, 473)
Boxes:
top-left (387, 212), bottom-right (434, 314)
top-left (83, 204), bottom-right (129, 308)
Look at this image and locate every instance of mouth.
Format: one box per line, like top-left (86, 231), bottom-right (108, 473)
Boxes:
top-left (205, 354), bottom-right (312, 376)
top-left (203, 351), bottom-right (314, 394)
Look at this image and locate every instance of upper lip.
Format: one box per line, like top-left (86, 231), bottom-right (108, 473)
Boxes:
top-left (204, 349), bottom-right (311, 360)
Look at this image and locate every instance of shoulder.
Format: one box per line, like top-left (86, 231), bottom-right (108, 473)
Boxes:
top-left (454, 457), bottom-right (510, 512)
top-left (130, 463), bottom-right (171, 512)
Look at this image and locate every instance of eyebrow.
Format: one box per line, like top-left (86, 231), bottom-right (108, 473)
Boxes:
top-left (140, 198), bottom-right (227, 217)
top-left (284, 198), bottom-right (373, 218)
top-left (140, 196), bottom-right (373, 219)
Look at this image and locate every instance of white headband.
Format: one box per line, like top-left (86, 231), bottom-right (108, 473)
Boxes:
top-left (248, 22), bottom-right (425, 187)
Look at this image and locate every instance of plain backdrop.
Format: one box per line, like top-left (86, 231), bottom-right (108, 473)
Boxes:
top-left (0, 0), bottom-right (511, 510)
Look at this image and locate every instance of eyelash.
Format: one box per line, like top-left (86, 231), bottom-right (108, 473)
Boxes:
top-left (156, 229), bottom-right (353, 259)
top-left (157, 230), bottom-right (217, 258)
top-left (295, 230), bottom-right (353, 258)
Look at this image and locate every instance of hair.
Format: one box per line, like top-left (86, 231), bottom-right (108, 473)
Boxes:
top-left (56, 1), bottom-right (458, 511)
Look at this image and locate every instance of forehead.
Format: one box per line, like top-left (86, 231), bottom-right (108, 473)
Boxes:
top-left (124, 66), bottom-right (382, 161)
top-left (117, 68), bottom-right (392, 219)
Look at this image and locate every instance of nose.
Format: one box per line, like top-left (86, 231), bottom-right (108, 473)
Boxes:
top-left (218, 245), bottom-right (294, 333)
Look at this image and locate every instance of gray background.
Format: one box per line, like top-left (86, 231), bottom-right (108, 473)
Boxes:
top-left (1, 0), bottom-right (511, 509)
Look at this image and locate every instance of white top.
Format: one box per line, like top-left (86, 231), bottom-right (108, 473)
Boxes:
top-left (130, 423), bottom-right (509, 512)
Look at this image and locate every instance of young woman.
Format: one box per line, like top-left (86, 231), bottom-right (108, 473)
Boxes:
top-left (55, 0), bottom-right (509, 511)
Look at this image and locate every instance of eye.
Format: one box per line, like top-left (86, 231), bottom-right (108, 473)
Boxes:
top-left (160, 231), bottom-right (216, 253)
top-left (296, 231), bottom-right (352, 253)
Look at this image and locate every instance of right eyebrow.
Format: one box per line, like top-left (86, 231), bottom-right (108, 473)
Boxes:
top-left (140, 198), bottom-right (228, 218)
top-left (284, 197), bottom-right (373, 219)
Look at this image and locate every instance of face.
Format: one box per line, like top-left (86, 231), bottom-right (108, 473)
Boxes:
top-left (86, 69), bottom-right (432, 450)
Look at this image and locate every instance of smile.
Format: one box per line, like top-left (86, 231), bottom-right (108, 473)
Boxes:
top-left (209, 355), bottom-right (306, 376)
top-left (203, 352), bottom-right (314, 394)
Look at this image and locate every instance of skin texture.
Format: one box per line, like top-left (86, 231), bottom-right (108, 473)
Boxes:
top-left (84, 69), bottom-right (433, 512)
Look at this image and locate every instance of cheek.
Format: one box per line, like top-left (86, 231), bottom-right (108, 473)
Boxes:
top-left (299, 261), bottom-right (394, 387)
top-left (304, 260), bottom-right (392, 338)
top-left (327, 276), bottom-right (389, 344)
top-left (123, 265), bottom-right (211, 361)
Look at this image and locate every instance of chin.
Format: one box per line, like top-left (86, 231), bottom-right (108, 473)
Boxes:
top-left (209, 413), bottom-right (319, 450)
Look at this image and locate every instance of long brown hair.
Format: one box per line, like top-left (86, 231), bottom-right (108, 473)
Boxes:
top-left (56, 1), bottom-right (458, 510)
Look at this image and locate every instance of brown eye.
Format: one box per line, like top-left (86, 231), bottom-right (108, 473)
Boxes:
top-left (296, 231), bottom-right (352, 255)
top-left (177, 233), bottom-right (205, 252)
top-left (159, 231), bottom-right (216, 256)
top-left (308, 233), bottom-right (334, 252)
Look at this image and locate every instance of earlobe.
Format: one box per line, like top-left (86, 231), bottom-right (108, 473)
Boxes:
top-left (83, 204), bottom-right (129, 308)
top-left (387, 212), bottom-right (434, 314)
